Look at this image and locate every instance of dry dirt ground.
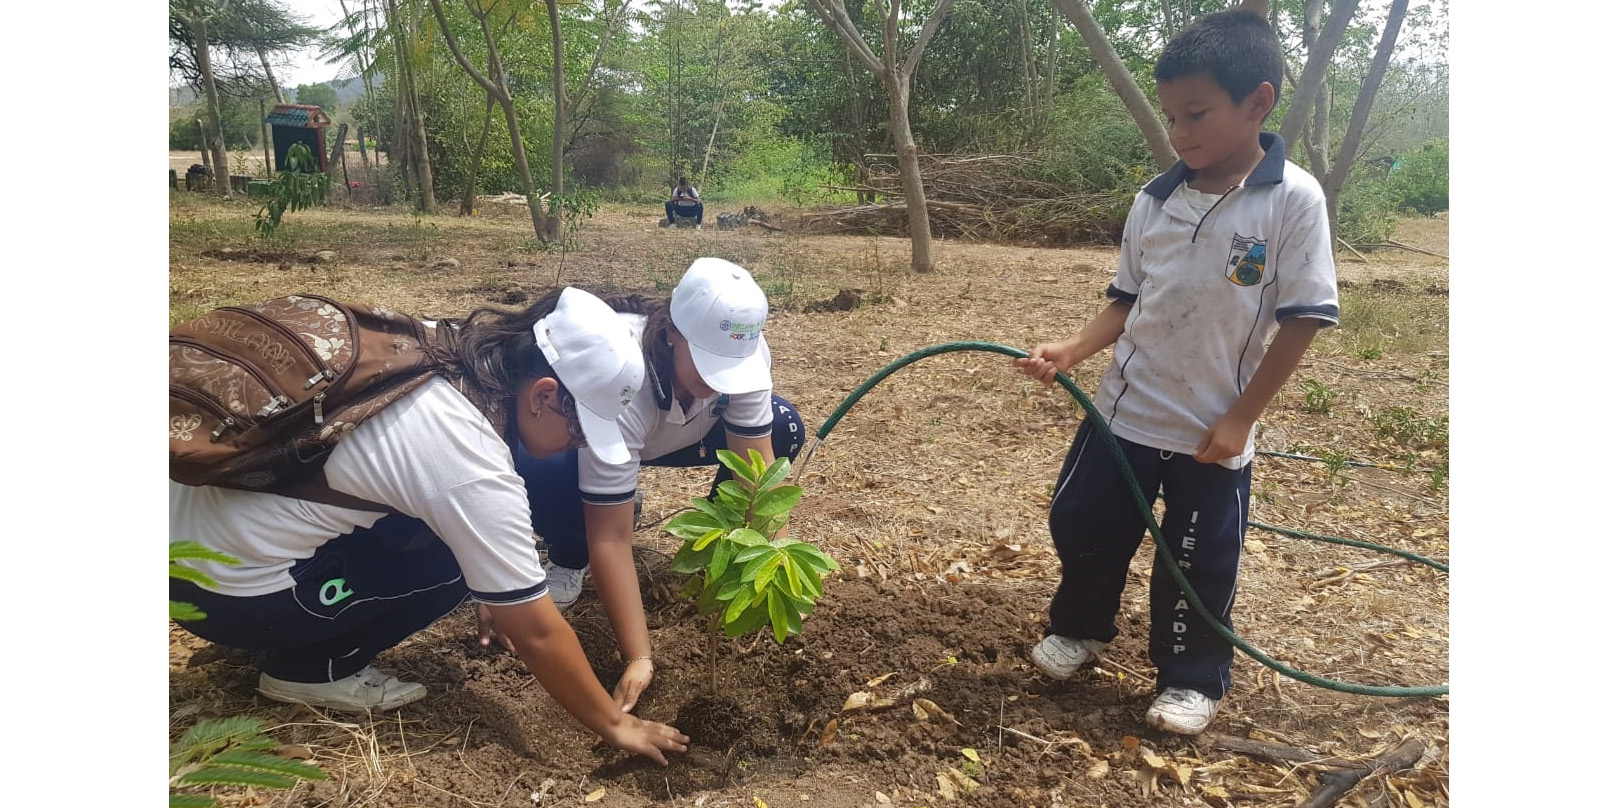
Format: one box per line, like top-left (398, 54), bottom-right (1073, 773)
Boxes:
top-left (168, 191), bottom-right (1450, 808)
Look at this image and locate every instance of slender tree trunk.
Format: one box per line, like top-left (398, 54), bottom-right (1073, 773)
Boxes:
top-left (841, 52), bottom-right (873, 204)
top-left (806, 0), bottom-right (954, 274)
top-left (386, 0), bottom-right (434, 211)
top-left (887, 79), bottom-right (933, 273)
top-left (393, 91), bottom-right (414, 198)
top-left (1016, 0), bottom-right (1037, 132)
top-left (1050, 0), bottom-right (1177, 171)
top-left (338, 0), bottom-right (377, 175)
top-left (1041, 12), bottom-right (1057, 134)
top-left (460, 92), bottom-right (496, 216)
top-left (699, 99), bottom-right (724, 188)
top-left (542, 0), bottom-right (565, 240)
top-left (196, 119), bottom-right (213, 180)
top-left (1301, 0), bottom-right (1330, 178)
top-left (1323, 0), bottom-right (1408, 237)
top-left (185, 13), bottom-right (232, 198)
top-left (1279, 0), bottom-right (1361, 147)
top-left (260, 99), bottom-right (273, 178)
top-left (428, 0), bottom-right (556, 241)
top-left (255, 45), bottom-right (285, 103)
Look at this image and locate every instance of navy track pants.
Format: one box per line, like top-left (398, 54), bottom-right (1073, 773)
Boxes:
top-left (1046, 419), bottom-right (1251, 699)
top-left (171, 514), bottom-right (469, 683)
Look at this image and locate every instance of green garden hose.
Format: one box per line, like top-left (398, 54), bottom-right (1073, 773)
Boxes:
top-left (798, 341), bottom-right (1448, 698)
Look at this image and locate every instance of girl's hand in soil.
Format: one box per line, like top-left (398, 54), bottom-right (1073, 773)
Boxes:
top-left (604, 714), bottom-right (689, 766)
top-left (476, 603), bottom-right (516, 653)
top-left (614, 657), bottom-right (655, 712)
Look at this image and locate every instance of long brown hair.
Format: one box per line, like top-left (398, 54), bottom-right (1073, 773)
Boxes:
top-left (428, 288), bottom-right (566, 416)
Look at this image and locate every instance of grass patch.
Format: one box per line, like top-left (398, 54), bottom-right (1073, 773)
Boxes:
top-left (1372, 406), bottom-right (1448, 451)
top-left (1323, 282), bottom-right (1448, 359)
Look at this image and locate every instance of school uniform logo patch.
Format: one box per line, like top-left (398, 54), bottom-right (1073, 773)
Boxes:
top-left (1225, 234), bottom-right (1267, 287)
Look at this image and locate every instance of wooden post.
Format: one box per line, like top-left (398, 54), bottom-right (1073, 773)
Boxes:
top-left (195, 119), bottom-right (212, 187)
top-left (260, 99), bottom-right (274, 178)
top-left (326, 122), bottom-right (349, 204)
top-left (325, 123), bottom-right (348, 181)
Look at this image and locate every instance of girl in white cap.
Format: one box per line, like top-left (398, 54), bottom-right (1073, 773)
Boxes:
top-left (513, 258), bottom-right (805, 713)
top-left (170, 287), bottom-right (689, 765)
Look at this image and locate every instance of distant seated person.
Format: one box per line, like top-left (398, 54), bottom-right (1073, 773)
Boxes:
top-left (665, 177), bottom-right (703, 228)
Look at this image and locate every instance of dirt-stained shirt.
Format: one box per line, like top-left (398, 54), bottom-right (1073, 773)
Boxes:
top-left (1097, 133), bottom-right (1339, 469)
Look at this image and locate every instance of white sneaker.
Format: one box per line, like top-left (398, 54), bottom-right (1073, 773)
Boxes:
top-left (694, 224), bottom-right (702, 231)
top-left (1146, 687), bottom-right (1222, 735)
top-left (543, 560), bottom-right (589, 610)
top-left (257, 666), bottom-right (426, 713)
top-left (1030, 635), bottom-right (1106, 680)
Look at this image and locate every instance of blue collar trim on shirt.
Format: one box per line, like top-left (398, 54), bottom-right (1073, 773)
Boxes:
top-left (1143, 131), bottom-right (1287, 200)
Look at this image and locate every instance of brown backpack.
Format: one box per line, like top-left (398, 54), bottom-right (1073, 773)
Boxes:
top-left (169, 293), bottom-right (447, 510)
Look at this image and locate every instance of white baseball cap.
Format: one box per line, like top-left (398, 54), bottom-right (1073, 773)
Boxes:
top-left (533, 287), bottom-right (644, 464)
top-left (669, 257), bottom-right (772, 394)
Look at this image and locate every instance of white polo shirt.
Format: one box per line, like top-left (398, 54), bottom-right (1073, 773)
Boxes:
top-left (169, 377), bottom-right (550, 605)
top-left (577, 312), bottom-right (773, 504)
top-left (1096, 133), bottom-right (1339, 469)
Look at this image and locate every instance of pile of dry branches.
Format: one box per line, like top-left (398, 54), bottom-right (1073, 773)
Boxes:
top-left (794, 153), bottom-right (1127, 245)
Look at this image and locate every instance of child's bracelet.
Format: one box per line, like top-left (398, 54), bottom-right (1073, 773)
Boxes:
top-left (628, 655), bottom-right (653, 664)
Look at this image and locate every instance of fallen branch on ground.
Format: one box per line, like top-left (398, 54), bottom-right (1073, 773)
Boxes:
top-left (1205, 734), bottom-right (1426, 808)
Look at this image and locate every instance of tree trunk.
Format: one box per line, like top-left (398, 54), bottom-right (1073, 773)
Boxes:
top-left (1016, 0), bottom-right (1037, 125)
top-left (1279, 0), bottom-right (1361, 147)
top-left (337, 0), bottom-right (376, 176)
top-left (428, 0), bottom-right (556, 241)
top-left (805, 0), bottom-right (954, 274)
top-left (260, 99), bottom-right (274, 178)
top-left (841, 52), bottom-right (874, 204)
top-left (699, 98), bottom-right (724, 188)
top-left (186, 13), bottom-right (232, 198)
top-left (326, 122), bottom-right (349, 183)
top-left (460, 92), bottom-right (496, 216)
top-left (1050, 0), bottom-right (1177, 172)
top-left (255, 44), bottom-right (285, 103)
top-left (546, 0), bottom-right (566, 216)
top-left (887, 79), bottom-right (934, 273)
top-left (196, 119), bottom-right (213, 179)
top-left (1300, 0), bottom-right (1330, 178)
top-left (1323, 0), bottom-right (1408, 237)
top-left (386, 0), bottom-right (434, 211)
top-left (393, 91), bottom-right (414, 198)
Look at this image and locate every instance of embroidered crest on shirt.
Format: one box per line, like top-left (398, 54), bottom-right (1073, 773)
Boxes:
top-left (1225, 234), bottom-right (1267, 287)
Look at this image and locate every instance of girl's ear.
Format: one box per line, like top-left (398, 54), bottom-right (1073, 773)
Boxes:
top-left (523, 376), bottom-right (560, 415)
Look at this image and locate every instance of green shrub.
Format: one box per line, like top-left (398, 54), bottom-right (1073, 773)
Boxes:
top-left (1387, 139), bottom-right (1448, 216)
top-left (1336, 166), bottom-right (1400, 244)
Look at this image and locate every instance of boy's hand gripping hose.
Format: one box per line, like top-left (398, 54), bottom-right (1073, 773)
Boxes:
top-left (792, 341), bottom-right (1447, 698)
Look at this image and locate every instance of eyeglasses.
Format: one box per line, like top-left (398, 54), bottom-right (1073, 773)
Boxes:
top-left (546, 390), bottom-right (588, 449)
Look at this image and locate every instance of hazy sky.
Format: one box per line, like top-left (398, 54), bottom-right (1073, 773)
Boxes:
top-left (276, 0), bottom-right (347, 89)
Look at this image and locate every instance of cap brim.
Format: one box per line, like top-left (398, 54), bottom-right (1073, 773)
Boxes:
top-left (574, 404), bottom-right (631, 465)
top-left (688, 334), bottom-right (772, 394)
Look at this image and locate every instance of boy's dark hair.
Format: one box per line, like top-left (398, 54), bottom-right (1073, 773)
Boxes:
top-left (1154, 10), bottom-right (1283, 110)
top-left (677, 176), bottom-right (689, 186)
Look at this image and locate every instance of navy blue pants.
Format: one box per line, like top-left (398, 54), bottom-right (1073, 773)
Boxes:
top-left (516, 395), bottom-right (805, 569)
top-left (171, 514), bottom-right (469, 683)
top-left (1046, 419), bottom-right (1250, 700)
top-left (666, 200), bottom-right (703, 224)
